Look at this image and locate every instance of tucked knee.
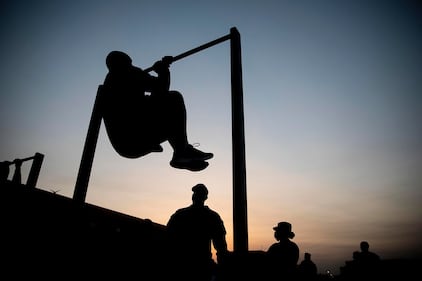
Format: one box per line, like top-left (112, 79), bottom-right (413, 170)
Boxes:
top-left (170, 90), bottom-right (183, 98)
top-left (169, 90), bottom-right (185, 104)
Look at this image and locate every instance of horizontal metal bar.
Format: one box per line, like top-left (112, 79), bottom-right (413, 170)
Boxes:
top-left (144, 33), bottom-right (231, 72)
top-left (4, 155), bottom-right (36, 165)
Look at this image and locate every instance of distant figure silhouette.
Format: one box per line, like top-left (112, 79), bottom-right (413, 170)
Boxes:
top-left (358, 241), bottom-right (380, 264)
top-left (298, 252), bottom-right (318, 280)
top-left (102, 50), bottom-right (213, 171)
top-left (266, 221), bottom-right (300, 280)
top-left (166, 183), bottom-right (228, 281)
top-left (355, 241), bottom-right (381, 278)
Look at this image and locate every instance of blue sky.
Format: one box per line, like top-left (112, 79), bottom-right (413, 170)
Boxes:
top-left (1, 0), bottom-right (421, 274)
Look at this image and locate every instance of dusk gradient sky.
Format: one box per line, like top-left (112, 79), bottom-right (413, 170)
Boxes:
top-left (1, 0), bottom-right (421, 274)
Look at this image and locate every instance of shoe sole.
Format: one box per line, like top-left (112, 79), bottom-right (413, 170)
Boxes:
top-left (201, 154), bottom-right (213, 160)
top-left (149, 145), bottom-right (163, 152)
top-left (176, 153), bottom-right (213, 162)
top-left (170, 160), bottom-right (209, 172)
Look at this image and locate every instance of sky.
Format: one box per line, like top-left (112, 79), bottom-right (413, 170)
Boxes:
top-left (1, 0), bottom-right (421, 275)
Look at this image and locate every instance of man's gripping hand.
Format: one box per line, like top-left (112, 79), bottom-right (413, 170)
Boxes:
top-left (152, 56), bottom-right (173, 73)
top-left (161, 56), bottom-right (173, 66)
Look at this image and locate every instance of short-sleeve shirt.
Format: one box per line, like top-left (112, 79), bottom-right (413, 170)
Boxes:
top-left (167, 205), bottom-right (227, 263)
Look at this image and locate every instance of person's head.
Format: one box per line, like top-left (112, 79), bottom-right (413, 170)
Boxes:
top-left (191, 183), bottom-right (208, 205)
top-left (273, 221), bottom-right (295, 241)
top-left (360, 241), bottom-right (370, 252)
top-left (304, 252), bottom-right (311, 260)
top-left (106, 51), bottom-right (132, 72)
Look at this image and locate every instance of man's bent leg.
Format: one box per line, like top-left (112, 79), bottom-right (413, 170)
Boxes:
top-left (161, 91), bottom-right (213, 171)
top-left (164, 91), bottom-right (188, 150)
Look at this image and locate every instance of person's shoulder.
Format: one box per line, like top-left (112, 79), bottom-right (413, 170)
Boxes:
top-left (169, 206), bottom-right (190, 217)
top-left (176, 206), bottom-right (192, 214)
top-left (291, 241), bottom-right (300, 249)
top-left (204, 205), bottom-right (217, 213)
top-left (267, 243), bottom-right (280, 254)
top-left (204, 205), bottom-right (213, 211)
top-left (205, 206), bottom-right (223, 217)
top-left (370, 252), bottom-right (381, 260)
top-left (167, 207), bottom-right (190, 224)
top-left (286, 240), bottom-right (299, 251)
top-left (268, 242), bottom-right (279, 250)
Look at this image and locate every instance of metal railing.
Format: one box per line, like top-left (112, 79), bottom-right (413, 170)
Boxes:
top-left (0, 152), bottom-right (44, 188)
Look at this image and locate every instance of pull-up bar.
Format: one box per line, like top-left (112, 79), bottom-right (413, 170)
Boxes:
top-left (73, 27), bottom-right (248, 253)
top-left (143, 33), bottom-right (231, 73)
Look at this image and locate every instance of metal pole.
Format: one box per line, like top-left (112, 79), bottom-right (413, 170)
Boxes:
top-left (230, 27), bottom-right (248, 253)
top-left (73, 85), bottom-right (104, 203)
top-left (26, 152), bottom-right (44, 188)
top-left (11, 159), bottom-right (22, 184)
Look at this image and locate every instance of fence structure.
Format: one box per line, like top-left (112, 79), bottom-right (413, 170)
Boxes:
top-left (0, 152), bottom-right (44, 188)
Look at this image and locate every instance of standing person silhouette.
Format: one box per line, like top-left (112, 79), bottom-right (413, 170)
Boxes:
top-left (298, 252), bottom-right (318, 280)
top-left (166, 184), bottom-right (228, 281)
top-left (355, 240), bottom-right (381, 278)
top-left (358, 241), bottom-right (380, 264)
top-left (102, 50), bottom-right (213, 171)
top-left (266, 221), bottom-right (300, 281)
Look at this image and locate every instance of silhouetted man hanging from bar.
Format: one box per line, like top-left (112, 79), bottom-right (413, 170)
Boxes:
top-left (102, 50), bottom-right (213, 171)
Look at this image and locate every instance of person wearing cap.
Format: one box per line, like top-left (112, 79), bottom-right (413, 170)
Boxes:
top-left (166, 184), bottom-right (228, 281)
top-left (266, 221), bottom-right (300, 280)
top-left (102, 51), bottom-right (213, 171)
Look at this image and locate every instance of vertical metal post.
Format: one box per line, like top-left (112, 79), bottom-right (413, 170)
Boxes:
top-left (12, 159), bottom-right (22, 184)
top-left (73, 85), bottom-right (104, 203)
top-left (230, 27), bottom-right (248, 253)
top-left (26, 152), bottom-right (44, 188)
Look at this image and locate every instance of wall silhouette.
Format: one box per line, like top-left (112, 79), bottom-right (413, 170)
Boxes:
top-left (1, 179), bottom-right (420, 280)
top-left (0, 180), bottom-right (167, 279)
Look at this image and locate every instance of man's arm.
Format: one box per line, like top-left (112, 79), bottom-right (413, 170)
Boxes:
top-left (150, 56), bottom-right (173, 93)
top-left (212, 213), bottom-right (228, 263)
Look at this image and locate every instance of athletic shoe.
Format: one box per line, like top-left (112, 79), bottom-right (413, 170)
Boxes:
top-left (174, 144), bottom-right (213, 161)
